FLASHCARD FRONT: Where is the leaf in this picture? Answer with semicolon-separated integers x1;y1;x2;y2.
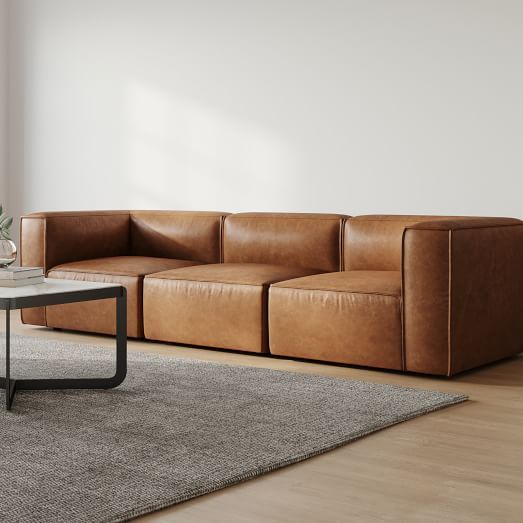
0;216;12;231
0;205;3;216
2;217;13;230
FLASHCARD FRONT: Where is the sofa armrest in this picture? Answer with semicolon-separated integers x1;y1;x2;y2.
20;211;131;273
401;217;523;375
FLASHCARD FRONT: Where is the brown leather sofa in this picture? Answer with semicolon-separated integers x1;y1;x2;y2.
20;211;227;337
20;211;523;376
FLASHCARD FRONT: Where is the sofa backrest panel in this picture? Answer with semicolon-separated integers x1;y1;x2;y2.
223;213;347;272
344;215;467;271
21;211;131;271
130;211;228;263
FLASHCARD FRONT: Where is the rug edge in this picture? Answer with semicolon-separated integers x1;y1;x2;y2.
110;394;468;523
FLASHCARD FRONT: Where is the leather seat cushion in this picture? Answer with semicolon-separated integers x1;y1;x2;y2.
46;256;203;338
273;270;401;295
269;271;403;369
143;263;320;352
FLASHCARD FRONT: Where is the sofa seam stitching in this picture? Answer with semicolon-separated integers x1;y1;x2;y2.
271;286;400;298
220;216;225;263
22;213;130;218
400;228;407;372
351;219;434;223
405;223;523;232
49;269;147;279
226;216;345;221
130;214;228;218
144;277;275;287
340;218;347;271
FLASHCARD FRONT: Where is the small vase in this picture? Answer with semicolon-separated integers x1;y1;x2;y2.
0;239;17;268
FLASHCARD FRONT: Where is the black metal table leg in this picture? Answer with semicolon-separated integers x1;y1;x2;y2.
1;287;127;409
107;289;127;388
5;306;10;410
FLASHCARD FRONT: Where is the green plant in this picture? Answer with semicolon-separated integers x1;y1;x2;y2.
0;205;13;240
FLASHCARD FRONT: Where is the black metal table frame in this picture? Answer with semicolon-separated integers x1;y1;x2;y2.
0;285;127;410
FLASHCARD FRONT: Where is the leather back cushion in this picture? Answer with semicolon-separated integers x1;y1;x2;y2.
344;215;464;270
223;213;347;272
42;212;131;270
130;211;228;263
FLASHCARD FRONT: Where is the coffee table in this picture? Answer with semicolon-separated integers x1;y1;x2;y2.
0;278;127;410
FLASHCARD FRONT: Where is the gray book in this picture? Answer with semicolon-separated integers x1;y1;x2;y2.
0;267;44;280
0;275;45;287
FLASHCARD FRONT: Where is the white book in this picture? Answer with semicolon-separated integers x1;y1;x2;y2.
0;267;44;280
0;275;45;287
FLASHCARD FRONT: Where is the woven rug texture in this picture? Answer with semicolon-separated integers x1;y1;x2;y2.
0;334;467;522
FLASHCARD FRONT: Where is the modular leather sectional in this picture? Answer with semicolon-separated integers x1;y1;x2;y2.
20;211;523;376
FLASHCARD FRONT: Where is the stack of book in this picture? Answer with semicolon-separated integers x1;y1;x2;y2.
0;267;45;287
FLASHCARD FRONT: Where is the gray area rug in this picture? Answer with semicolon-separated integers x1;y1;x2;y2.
0;334;467;522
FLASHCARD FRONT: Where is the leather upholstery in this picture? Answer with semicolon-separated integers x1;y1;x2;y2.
130;211;227;263
49;256;200;277
403;218;523;375
19;210;227;328
269;271;403;369
20;210;523;376
47;257;203;338
143;263;319;352
21;211;131;271
344;215;466;270
273;270;401;295
146;263;318;285
20;211;131;326
224;213;347;272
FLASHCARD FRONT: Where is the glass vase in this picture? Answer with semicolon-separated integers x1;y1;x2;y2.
0;239;17;268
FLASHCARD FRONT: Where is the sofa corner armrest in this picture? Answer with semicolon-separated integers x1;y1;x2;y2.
401;219;523;375
20;211;131;272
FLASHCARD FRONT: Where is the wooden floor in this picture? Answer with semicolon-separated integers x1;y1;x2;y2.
5;313;523;522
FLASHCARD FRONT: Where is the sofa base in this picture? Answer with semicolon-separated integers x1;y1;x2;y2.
18;318;523;377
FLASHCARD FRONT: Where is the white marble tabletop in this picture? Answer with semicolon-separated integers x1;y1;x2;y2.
0;278;121;299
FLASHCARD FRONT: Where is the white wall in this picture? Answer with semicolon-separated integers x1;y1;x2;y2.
7;0;523;239
0;0;7;207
